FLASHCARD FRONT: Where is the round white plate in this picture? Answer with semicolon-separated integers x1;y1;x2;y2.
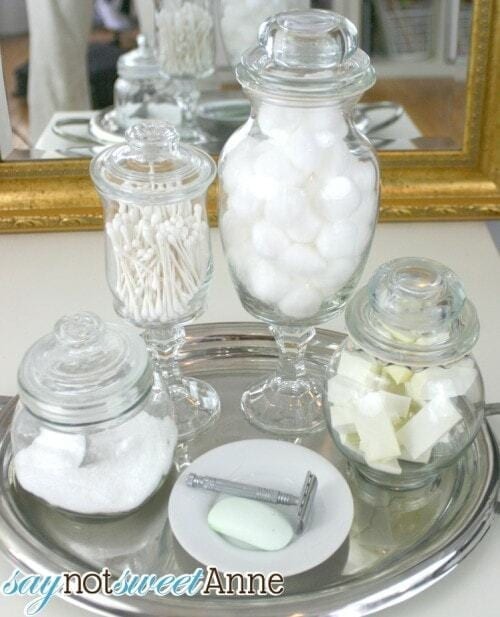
168;439;354;576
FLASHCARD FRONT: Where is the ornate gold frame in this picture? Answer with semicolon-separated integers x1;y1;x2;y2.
0;0;498;232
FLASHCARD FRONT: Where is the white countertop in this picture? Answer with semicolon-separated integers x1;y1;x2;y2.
0;222;499;616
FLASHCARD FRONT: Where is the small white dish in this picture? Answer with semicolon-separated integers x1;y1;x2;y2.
168;439;354;576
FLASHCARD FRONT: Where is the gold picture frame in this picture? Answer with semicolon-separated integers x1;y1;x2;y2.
0;0;498;233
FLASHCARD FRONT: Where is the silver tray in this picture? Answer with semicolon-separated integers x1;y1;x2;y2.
0;322;498;616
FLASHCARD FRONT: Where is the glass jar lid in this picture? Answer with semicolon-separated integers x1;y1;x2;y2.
236;9;375;101
18;312;152;425
345;257;479;366
117;34;162;80
90;120;216;205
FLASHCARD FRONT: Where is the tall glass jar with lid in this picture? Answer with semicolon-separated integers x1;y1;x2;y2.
218;9;379;436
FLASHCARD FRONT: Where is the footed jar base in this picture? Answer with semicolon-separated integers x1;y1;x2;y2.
241;374;325;436
168;376;220;441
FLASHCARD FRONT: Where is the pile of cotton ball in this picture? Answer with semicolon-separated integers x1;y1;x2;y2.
106;201;210;325
220;103;378;320
219;0;310;65
14;413;178;515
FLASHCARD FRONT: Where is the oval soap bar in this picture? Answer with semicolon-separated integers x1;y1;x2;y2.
208;497;294;551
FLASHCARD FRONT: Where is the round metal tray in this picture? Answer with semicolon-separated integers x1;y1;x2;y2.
0;323;497;616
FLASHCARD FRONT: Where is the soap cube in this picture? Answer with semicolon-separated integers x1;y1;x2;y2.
361;390;411;423
407;366;478;401
328;374;367;406
330;403;356;434
399;446;432;464
382;364;413;385
396;395;462;460
354;395;401;463
339;432;362;456
337;350;381;387
368;458;402;475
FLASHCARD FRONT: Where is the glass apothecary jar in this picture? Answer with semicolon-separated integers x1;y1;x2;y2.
326;257;483;489
114;35;174;130
11;312;178;517
218;9;379;436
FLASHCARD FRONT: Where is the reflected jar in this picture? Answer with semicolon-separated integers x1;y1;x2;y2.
218;9;379;436
114;35;174;130
11;312;178;517
326;257;484;489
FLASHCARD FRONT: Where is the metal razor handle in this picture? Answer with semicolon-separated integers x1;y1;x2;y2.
186;473;299;506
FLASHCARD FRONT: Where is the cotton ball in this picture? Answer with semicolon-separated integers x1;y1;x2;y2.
226;241;255;287
279;244;326;276
316;219;359;260
349;158;378;193
221;137;259;193
317;176;361;221
253;140;304;194
286;207;321;243
317;140;353;177
252;220;290;259
258;103;303;138
265;186;305;226
305;107;348;141
220;210;252;248
248;259;292;304
279;285;322;319
312;257;359;297
349;196;378;255
276;126;323;176
226;185;263;220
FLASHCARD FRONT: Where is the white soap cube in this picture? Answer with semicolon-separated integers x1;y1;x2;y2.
382;364;413;385
339;432;363;456
330;404;356;434
360;390;411;423
337;350;381;386
407;366;478;401
328;374;367;406
399;446;432;464
396;395;462;460
354;398;401;463
369;458;402;475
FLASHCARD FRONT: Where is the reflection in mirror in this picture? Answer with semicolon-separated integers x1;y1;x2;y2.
0;0;473;160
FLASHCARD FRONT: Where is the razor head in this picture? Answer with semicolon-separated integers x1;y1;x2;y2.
295;471;318;534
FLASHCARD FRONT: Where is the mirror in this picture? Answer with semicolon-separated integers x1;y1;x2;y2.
0;0;473;160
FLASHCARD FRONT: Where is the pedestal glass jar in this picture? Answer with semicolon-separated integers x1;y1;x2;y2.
114;34;174;130
155;0;216;144
326;257;484;489
218;10;379;436
90;120;219;441
11;312;178;517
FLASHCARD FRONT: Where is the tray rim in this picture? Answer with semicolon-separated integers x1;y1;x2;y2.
0;322;498;617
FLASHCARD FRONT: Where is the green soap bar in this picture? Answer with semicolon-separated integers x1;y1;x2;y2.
208;497;294;551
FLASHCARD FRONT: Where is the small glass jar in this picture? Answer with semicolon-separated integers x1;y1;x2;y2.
218;9;379;436
326;257;483;489
114;34;174;130
11;312;178;517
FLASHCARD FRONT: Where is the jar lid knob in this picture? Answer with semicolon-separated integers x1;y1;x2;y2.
54;312;104;350
125;120;180;164
259;10;358;69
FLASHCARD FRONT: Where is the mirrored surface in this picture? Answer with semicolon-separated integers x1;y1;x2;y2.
0;0;473;159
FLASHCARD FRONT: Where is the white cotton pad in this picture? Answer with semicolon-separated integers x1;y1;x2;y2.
208;497;294;551
396;395;462;461
316;220;359;260
265;186;305;227
252;220;290;259
279;244;326;276
286;207;322;244
317;176;361;221
278;285;322;319
353;399;401;463
248;259;292;304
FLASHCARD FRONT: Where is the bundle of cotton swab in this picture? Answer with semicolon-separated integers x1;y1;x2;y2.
157;0;215;77
106;200;210;324
220;0;310;65
220;102;378;321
